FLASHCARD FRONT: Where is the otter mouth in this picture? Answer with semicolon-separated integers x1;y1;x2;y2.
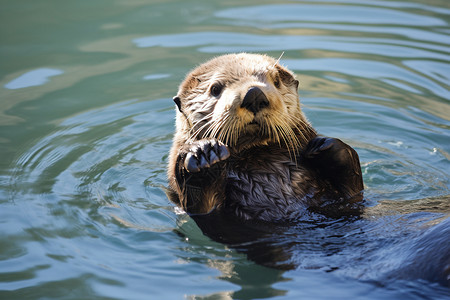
246;119;263;132
242;119;269;141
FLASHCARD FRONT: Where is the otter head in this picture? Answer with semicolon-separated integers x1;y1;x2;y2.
173;53;314;153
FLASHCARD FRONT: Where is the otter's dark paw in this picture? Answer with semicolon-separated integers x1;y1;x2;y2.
303;137;352;167
183;139;230;173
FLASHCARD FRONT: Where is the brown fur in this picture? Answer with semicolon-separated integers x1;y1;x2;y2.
167;53;363;220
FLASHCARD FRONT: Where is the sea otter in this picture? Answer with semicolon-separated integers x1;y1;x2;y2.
167;53;364;222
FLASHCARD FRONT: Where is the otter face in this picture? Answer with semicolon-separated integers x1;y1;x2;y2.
173;53;312;152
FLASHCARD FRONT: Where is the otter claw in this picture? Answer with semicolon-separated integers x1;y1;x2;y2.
185;152;200;172
208;150;220;165
183;140;230;173
218;144;230;160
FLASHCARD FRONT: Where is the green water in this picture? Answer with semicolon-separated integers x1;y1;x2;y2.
1;0;449;299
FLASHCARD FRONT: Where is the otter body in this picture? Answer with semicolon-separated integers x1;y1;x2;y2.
165;54;450;287
168;53;363;222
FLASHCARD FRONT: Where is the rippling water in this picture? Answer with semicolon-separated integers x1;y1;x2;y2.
1;0;449;299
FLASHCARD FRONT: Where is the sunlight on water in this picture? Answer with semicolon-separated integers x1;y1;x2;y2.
0;0;449;299
4;68;64;90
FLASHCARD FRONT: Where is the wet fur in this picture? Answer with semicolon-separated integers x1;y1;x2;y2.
166;54;450;288
167;53;364;221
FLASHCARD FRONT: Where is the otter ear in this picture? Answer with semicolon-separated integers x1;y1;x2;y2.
173;96;182;112
276;65;298;89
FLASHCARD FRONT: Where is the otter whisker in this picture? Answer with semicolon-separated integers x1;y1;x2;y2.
214;121;228;142
288;115;314;146
222;117;234;146
203;118;218;138
234;118;242;146
272;122;282;146
278;128;298;162
223;116;239;147
200;111;228;140
210;112;230;141
274;51;285;67
229;114;240;146
212;114;227;143
190;119;215;141
189;111;216;138
192;119;212;137
269;114;301;160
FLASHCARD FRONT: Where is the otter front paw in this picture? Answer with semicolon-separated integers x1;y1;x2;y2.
183;139;230;173
303;137;352;168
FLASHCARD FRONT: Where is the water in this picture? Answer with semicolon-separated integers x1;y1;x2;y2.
1;0;449;299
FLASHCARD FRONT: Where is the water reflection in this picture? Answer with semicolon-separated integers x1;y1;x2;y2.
178;210;450;298
1;0;449;298
4;68;64;90
132;28;449;120
133;32;449;61
216;4;447;26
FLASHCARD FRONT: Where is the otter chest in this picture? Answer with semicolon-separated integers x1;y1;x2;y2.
223;152;318;221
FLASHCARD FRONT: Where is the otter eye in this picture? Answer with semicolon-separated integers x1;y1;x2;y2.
210;83;224;97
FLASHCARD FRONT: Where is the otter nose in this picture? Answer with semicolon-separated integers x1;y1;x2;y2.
241;87;269;114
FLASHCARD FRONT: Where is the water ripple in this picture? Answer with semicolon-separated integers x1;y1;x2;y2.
2;0;450;298
216;4;447;26
10;99;176;233
134;32;450;60
4;68;64;90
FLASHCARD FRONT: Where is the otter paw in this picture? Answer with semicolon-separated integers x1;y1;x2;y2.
303;137;350;167
184;139;230;173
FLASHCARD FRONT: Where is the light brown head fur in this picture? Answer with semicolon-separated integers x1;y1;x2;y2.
173;53;316;154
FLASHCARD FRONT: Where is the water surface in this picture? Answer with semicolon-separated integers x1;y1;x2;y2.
1;0;449;299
